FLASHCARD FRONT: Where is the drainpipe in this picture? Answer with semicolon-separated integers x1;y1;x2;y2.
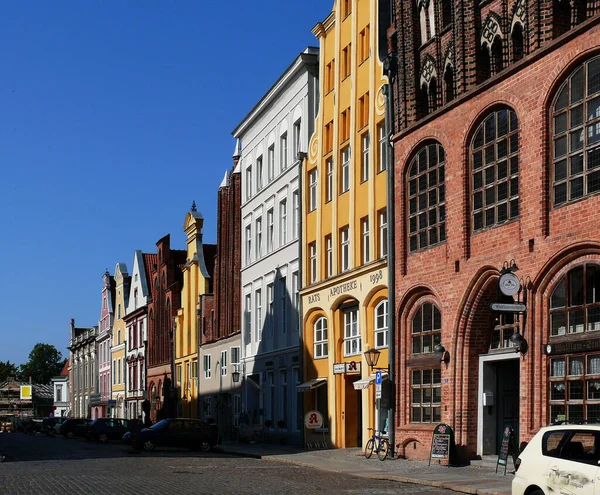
297;151;307;447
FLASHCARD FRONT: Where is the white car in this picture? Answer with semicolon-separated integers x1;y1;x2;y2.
513;424;600;495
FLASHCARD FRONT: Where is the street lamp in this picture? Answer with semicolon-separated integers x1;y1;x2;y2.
231;370;241;383
364;348;388;372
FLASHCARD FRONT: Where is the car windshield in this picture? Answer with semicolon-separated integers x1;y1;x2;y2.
150;419;169;429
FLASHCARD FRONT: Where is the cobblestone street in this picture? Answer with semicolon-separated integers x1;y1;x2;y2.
0;433;455;495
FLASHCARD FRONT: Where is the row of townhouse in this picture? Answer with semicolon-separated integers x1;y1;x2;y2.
66;0;600;461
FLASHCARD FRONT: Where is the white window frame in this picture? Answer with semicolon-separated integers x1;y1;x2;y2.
246;165;252;199
280;133;288;170
379;209;388;258
362;217;370;264
221;350;228;376
293;119;301;160
309;170;318;212
203;354;212;379
268;145;275;181
326;235;333;277
375;300;389;348
292;190;299;239
245;225;252;265
279;199;287;246
343;307;361;356
341;227;350;272
314;317;328;358
280;276;287;334
326;158;333;202
255;217;262;260
245;294;252;344
256;155;263;191
267;209;274;253
310;243;317;283
230;347;241;368
362;132;370;182
267;283;274;338
341;147;351;193
292;271;299;333
379;123;387;172
255;289;262;342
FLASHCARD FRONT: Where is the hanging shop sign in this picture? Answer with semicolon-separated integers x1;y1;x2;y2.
498;272;521;296
489;302;527;312
304;410;323;429
333;361;361;374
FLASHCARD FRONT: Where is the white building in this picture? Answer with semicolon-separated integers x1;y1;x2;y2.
233;47;319;443
52;360;70;418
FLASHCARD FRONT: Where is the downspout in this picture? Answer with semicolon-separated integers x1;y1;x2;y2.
297;151;307;447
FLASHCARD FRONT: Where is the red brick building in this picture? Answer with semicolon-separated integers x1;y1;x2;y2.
146;234;186;421
388;1;600;460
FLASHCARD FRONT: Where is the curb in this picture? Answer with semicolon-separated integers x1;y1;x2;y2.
221;448;511;495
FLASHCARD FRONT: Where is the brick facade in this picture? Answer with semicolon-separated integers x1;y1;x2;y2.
389;2;600;460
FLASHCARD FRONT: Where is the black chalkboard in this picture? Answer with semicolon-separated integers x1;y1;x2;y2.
496;426;515;474
429;423;455;466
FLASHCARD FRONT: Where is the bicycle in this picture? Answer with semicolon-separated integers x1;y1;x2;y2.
364;428;389;460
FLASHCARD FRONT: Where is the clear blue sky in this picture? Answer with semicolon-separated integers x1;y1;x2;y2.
0;1;330;367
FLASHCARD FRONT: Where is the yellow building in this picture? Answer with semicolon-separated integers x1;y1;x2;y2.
174;202;216;418
300;0;389;449
111;263;130;418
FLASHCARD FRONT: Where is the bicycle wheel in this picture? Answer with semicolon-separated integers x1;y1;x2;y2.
377;438;389;461
364;438;375;459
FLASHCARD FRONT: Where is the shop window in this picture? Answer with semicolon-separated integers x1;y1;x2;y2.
549;354;600;423
471;107;519;232
343;305;361;356
408;142;446;252
552;55;600;207
314;317;328;359
550;264;600;336
375;300;388;348
412;302;442;354
411;368;442;423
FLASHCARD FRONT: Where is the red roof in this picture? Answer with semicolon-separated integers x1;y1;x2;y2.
60;360;70;376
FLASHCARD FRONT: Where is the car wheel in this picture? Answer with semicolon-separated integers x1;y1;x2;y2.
67;431;74;439
98;433;108;443
199;439;211;453
143;440;155;452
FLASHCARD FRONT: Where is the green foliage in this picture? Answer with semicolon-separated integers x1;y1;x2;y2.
0;361;19;382
18;343;66;385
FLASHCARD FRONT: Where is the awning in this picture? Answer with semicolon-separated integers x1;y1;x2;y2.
353;373;388;390
297;378;327;392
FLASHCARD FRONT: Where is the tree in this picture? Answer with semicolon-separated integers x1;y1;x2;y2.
18;344;66;385
0;361;19;383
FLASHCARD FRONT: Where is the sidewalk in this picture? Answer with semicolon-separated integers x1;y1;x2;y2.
219;441;514;495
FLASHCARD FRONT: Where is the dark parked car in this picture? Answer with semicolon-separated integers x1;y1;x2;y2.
60;418;91;439
127;418;219;452
87;418;133;443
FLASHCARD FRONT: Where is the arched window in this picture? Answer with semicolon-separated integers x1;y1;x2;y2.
440;0;452;28
549;263;600;423
511;23;524;63
491;37;504;75
408;143;446;252
375;300;388;348
314;317;328;358
410;301;442;423
443;65;455;104
553;0;572;39
471;108;519;231
429;77;438;113
551;55;600;206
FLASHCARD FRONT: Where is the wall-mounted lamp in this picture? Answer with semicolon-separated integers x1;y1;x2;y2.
231;371;241;383
364;348;388;372
434;343;450;364
510;331;528;354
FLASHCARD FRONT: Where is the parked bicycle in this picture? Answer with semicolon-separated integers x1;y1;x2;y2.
364;428;389;460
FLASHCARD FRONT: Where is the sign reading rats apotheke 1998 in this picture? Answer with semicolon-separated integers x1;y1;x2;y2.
545;338;600;355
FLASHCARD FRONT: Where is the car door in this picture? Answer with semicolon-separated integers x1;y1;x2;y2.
167;420;187;448
546;430;600;495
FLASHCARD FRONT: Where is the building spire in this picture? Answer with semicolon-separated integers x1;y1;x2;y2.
191;200;197;212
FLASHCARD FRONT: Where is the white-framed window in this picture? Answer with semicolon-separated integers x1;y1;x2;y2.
326;157;333;202
314;317;328;358
221;350;227;376
268;145;275;181
379;123;387;172
176;364;182;385
343;306;361;356
203;354;212;379
362;132;370;182
292;271;299;333
280;132;288;170
362;217;370;264
267;283;274;338
279;199;287;246
341;146;351;193
309;169;318;212
230;347;240;367
245;225;252;265
293;119;302;160
244;294;252;344
280;276;287;334
379;209;388;258
255;289;262;342
255;217;262;260
267;209;274;253
326;235;333;277
341;226;350;272
292;190;299;239
375;299;389;348
246;165;252;199
256;155;263;191
310;242;317;283
191;361;198;379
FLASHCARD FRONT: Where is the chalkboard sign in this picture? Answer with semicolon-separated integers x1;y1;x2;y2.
428;423;455;466
496;426;516;475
